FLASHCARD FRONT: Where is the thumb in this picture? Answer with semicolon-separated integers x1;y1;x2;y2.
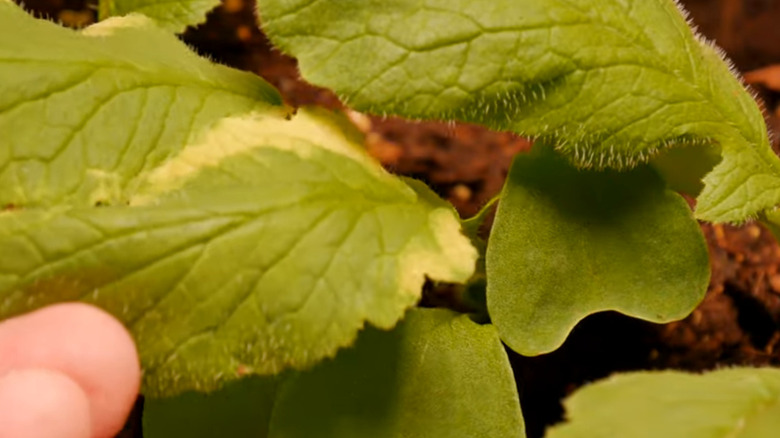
0;368;91;438
0;303;141;438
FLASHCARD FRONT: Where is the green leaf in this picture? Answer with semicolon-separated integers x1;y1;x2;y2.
0;4;477;396
269;308;524;438
98;0;222;33
142;309;523;438
547;368;780;438
0;108;477;396
0;1;282;208
256;0;780;223
143;376;279;438
486;146;709;355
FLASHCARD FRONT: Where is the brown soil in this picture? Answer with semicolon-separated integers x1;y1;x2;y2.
16;1;780;437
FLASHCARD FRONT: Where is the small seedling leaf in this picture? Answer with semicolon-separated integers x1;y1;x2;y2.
269;308;524;438
487;146;709;355
547;368;780;438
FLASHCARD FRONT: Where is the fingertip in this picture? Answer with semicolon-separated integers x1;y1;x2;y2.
0;368;91;438
0;303;141;438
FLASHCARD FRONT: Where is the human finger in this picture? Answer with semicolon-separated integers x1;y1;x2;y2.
0;368;91;438
0;303;141;438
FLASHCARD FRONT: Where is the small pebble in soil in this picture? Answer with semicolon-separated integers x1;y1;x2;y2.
747;224;762;240
346;110;373;133
770;274;780;293
365;132;403;166
451;184;473;202
58;9;92;27
224;0;243;13
236;25;253;41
